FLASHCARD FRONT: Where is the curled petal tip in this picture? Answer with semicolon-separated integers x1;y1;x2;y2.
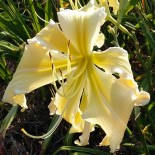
74;121;91;146
135;91;150;106
48;99;57;115
99;135;110;146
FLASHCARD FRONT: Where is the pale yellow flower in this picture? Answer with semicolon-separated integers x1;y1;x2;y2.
2;0;150;153
99;0;119;14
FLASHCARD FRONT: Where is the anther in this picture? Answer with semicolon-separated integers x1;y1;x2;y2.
69;54;72;62
49;52;52;60
59;68;63;78
52;63;54;70
68;40;70;47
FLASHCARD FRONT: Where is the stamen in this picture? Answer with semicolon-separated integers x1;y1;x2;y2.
21;114;62;139
59;68;63;78
21;92;76;139
50;88;56;98
49;55;68;98
67;40;71;75
35;10;49;24
52;66;65;97
68;40;70;47
68;59;88;80
49;52;64;87
54;68;64;86
21;115;62;139
69;55;72;62
49;52;52;60
49;47;86;99
66;80;83;98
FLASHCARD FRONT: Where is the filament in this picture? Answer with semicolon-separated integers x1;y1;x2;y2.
35;10;49;24
67;59;88;80
21;114;62;139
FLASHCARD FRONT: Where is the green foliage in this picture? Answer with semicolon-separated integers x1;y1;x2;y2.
52;146;111;155
0;0;155;154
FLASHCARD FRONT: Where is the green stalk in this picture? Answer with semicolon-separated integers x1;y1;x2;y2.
39;115;62;155
147;145;155;151
107;15;131;36
131;32;152;90
134;107;150;155
52;146;111;155
0;105;18;137
132;32;155;137
144;105;155;136
45;0;52;26
21;115;62;139
27;0;40;32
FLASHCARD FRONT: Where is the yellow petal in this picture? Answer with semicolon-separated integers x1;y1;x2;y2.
135;91;150;106
82;64;137;152
118;77;150;106
58;7;106;55
99;0;119;14
92;47;133;78
74;121;91;146
69;110;85;133
81;0;106;25
109;0;119;14
2;43;78;108
49;66;87;132
94;33;105;48
29;20;78;55
80;0;99;12
100;135;110;146
3;92;27;109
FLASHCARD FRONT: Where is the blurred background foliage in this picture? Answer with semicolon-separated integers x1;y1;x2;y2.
0;0;155;154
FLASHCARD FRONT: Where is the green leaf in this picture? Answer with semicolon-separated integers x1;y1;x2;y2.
45;0;52;26
27;0;41;32
53;146;111;155
0;40;19;51
0;0;31;41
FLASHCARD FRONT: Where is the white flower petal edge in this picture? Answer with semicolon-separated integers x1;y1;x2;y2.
74;121;92;146
92;47;133;78
94;33;105;48
82;64;150;152
28;20;78;55
2;43;72;108
58;6;106;55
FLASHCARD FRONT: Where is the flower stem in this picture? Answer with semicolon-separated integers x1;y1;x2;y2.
107;15;131;36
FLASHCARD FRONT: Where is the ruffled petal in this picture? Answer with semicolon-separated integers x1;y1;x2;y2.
74;121;91;146
118;77;150;106
58;6;106;55
92;47;133;78
2;43;78;108
82;64;138;152
94;33;105;48
29;20;78;55
80;0;99;12
135;91;150;106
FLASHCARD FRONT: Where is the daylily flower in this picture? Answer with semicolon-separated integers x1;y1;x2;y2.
2;0;150;153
